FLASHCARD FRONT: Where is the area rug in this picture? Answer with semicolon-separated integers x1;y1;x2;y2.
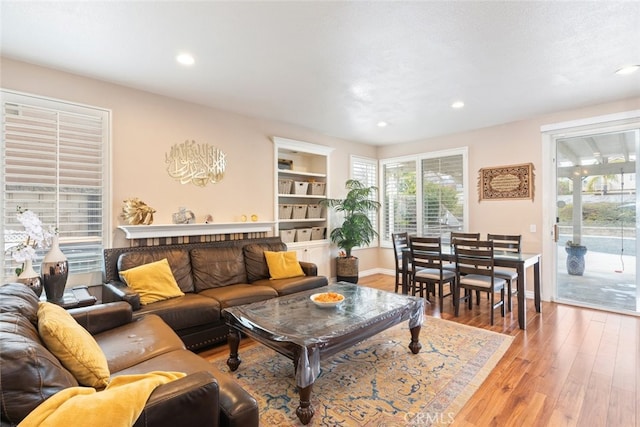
210;317;513;426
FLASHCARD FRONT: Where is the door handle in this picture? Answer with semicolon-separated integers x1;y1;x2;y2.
553;224;559;242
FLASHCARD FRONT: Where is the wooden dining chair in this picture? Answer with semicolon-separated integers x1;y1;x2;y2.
443;232;480;273
453;239;506;325
409;236;455;306
392;232;412;293
487;233;521;312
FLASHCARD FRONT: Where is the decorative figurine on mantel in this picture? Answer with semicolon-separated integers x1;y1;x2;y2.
172;207;196;224
121;198;155;225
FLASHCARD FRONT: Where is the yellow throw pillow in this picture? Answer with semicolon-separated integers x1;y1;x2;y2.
37;302;110;389
264;251;305;280
119;258;185;305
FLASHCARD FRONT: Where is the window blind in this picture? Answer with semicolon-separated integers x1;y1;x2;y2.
2;91;109;281
381;149;466;246
351;155;379;245
382;159;417;242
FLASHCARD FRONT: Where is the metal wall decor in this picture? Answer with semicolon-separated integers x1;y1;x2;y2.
166;140;227;186
478;162;535;201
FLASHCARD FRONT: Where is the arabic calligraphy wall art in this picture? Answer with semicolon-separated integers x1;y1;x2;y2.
165;140;227;186
478;162;534;201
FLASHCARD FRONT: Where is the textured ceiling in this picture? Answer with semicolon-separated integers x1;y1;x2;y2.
1;1;639;145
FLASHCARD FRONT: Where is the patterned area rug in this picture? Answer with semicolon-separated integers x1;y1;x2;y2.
210;317;513;426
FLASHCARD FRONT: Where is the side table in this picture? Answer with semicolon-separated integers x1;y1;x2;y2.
48;286;98;309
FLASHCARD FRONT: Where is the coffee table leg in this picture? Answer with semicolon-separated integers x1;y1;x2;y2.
296;383;314;425
226;328;241;371
408;325;422;354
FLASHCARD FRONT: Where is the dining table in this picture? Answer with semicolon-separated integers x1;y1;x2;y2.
402;244;541;330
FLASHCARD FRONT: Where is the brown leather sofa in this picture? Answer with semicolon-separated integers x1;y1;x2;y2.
103;237;328;351
0;283;258;427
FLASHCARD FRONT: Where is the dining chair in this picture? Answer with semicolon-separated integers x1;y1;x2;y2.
392;232;412;293
443;232;481;273
409;236;455;306
453;239;506;325
487;233;522;312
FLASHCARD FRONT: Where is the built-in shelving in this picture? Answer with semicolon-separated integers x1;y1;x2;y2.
273;137;334;276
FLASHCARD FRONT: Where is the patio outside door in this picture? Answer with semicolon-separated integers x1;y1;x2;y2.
555;128;639;314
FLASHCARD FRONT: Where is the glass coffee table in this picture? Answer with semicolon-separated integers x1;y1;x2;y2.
222;282;424;425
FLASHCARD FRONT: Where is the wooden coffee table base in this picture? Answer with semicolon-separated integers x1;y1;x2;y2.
226;325;421;425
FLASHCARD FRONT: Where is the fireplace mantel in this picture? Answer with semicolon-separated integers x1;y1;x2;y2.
118;222;275;240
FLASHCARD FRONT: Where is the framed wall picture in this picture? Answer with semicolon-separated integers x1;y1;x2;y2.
478;162;534;201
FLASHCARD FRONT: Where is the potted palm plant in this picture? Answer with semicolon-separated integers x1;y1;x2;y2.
320;179;381;283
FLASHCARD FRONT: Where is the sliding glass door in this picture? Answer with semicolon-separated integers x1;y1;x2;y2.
555;128;639;313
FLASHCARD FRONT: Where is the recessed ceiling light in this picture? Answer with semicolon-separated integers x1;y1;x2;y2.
451;101;465;109
176;53;195;66
615;65;640;75
377;121;388;127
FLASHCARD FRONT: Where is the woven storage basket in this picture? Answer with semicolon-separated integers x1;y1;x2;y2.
293;181;310;195
279;204;293;219
280;229;296;243
278;178;293;194
311;226;325;240
306;204;322;218
292;204;308;219
308;182;326;195
295;228;312;242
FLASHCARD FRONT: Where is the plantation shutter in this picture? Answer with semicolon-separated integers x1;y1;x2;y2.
421;154;465;239
2;91;109;280
351;155;379;245
382;159;417;242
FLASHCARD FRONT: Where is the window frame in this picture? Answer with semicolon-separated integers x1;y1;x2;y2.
380;147;468;248
1;89;111;286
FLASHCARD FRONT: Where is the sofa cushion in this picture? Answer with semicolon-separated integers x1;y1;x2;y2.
118;249;194;293
264;250;305;279
133;293;221;332
0;284;78;425
0;282;40;324
243;242;287;283
38;302;111;389
253;275;329;296
199;284;278;308
120;258;185;305
191;247;248;291
93;314;186;374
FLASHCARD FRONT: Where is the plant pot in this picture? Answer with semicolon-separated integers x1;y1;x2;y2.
336;256;359;283
41;235;68;303
565;245;587;276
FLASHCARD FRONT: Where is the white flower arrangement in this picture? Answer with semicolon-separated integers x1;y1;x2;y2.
8;207;55;275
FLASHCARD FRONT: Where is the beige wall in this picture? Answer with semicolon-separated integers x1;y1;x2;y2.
3;57;639;281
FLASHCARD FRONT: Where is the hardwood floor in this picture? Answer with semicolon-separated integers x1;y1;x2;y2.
360;274;639;427
200;274;639;426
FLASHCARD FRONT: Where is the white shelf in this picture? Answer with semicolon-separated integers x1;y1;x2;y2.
278;194;326;199
118;222;275;239
279;218;326;223
278;170;327;178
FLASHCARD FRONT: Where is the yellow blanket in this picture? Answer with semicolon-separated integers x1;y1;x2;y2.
19;371;186;427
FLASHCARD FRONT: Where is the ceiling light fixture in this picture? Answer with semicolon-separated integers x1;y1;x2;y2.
176;53;195;66
451;101;465;109
377;121;388;127
615;65;640;75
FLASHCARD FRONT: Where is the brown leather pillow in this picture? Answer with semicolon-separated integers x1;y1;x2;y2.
243;242;287;283
118;249;194;293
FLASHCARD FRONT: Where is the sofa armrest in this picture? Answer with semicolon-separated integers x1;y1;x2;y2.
69;302;133;335
133;371;220;427
103;280;141;311
299;261;317;276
